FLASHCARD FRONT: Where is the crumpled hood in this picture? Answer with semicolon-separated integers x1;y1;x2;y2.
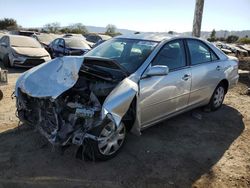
15;56;84;99
12;47;49;57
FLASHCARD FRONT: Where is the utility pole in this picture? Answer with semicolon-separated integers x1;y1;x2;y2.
192;0;205;37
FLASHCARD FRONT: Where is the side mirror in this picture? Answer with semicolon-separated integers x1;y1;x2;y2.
144;65;169;77
0;42;7;47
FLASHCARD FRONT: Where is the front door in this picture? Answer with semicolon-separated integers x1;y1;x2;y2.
139;40;191;127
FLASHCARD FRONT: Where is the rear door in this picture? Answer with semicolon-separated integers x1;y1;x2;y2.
139;39;192;127
186;39;223;106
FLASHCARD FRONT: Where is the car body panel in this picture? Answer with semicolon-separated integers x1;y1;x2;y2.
139;67;192;126
49;38;90;58
15;56;83;98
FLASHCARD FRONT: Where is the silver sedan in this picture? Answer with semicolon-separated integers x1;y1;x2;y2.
15;33;239;160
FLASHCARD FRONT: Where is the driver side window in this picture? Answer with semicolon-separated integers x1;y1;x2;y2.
151;40;186;70
58;39;64;48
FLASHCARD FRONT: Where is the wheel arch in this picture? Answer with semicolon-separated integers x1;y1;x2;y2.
218;79;229;93
122;96;137;131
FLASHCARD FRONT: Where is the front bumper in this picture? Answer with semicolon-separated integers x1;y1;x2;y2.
10;54;51;68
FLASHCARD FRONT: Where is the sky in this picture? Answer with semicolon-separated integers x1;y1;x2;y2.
0;0;249;32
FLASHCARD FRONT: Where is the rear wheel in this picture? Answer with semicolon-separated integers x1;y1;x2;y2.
3;54;11;68
84;120;126;161
207;84;226;111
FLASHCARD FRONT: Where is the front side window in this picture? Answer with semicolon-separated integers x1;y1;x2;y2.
85;38;158;73
187;39;218;65
58;39;64;48
151;40;186;70
53;39;59;47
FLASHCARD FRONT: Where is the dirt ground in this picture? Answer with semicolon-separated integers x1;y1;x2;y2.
0;60;249;188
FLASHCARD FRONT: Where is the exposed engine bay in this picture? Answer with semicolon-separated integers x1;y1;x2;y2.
16;57;130;146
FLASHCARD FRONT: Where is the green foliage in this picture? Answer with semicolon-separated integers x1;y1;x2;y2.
43;22;61;33
168;31;174;35
65;23;88;34
237;37;250;44
0;18;18;30
105;24;121;37
208;29;217;42
226;35;239;43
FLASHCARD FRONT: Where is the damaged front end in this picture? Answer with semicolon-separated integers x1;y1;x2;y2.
15;56;138;148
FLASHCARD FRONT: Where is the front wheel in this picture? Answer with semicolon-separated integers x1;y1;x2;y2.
207;84;226;111
84;121;126;161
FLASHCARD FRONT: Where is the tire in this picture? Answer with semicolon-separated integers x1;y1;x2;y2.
3;54;11;68
207;84;226;111
0;90;3;101
83;120;126;161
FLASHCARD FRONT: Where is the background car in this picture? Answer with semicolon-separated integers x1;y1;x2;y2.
32;33;60;51
0;35;51;68
48;37;91;58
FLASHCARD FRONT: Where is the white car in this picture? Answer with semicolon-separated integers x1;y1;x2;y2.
0;35;51;68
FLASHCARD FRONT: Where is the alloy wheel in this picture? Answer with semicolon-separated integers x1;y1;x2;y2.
98;122;126;156
213;86;225;108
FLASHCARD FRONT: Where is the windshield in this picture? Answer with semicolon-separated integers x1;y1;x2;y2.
85;38;158;73
36;34;57;44
65;38;90;49
10;36;42;48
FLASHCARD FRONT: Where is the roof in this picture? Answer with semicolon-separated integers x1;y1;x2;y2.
115;33;179;42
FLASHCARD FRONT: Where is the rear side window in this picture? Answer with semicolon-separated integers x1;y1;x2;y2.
187;39;218;65
152;40;186;70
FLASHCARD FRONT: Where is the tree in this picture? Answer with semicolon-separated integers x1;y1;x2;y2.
238;37;250;44
0;18;18;30
105;24;117;36
210;29;216;38
43;22;61;33
207;29;217;42
69;23;88;34
168;31;174;35
226;35;239;43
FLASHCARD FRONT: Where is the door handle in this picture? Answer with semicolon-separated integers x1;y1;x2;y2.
216;66;222;71
182;74;191;81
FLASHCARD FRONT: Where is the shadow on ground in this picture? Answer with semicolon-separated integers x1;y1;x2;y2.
0;105;244;188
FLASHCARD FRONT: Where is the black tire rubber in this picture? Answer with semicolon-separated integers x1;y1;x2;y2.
0;90;3;101
206;84;226;111
3;54;11;68
83;119;126;161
